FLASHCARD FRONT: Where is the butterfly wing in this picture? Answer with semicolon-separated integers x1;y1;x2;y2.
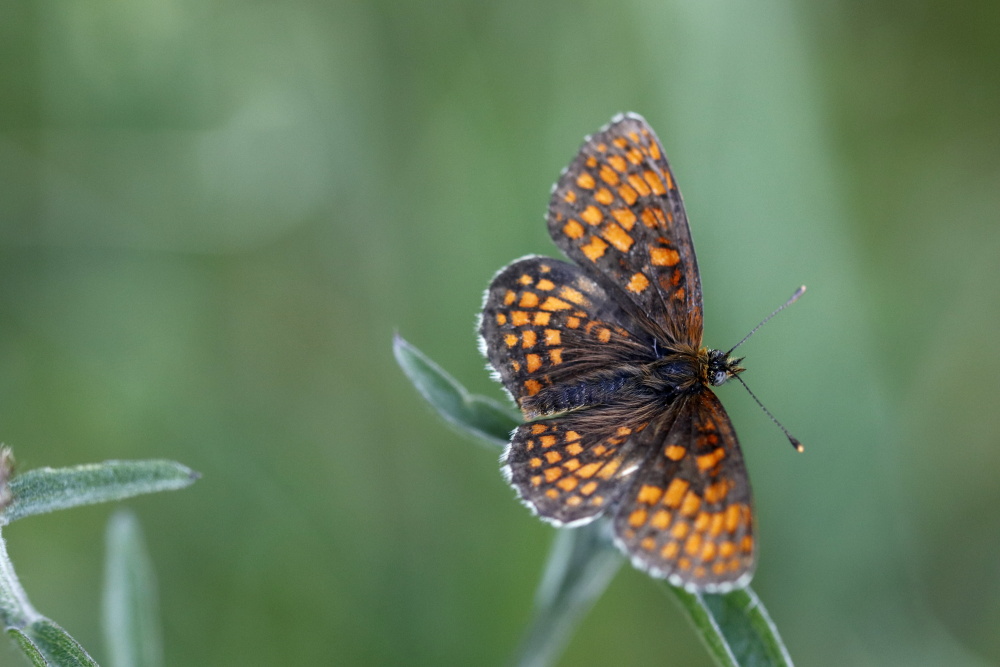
613;388;755;592
479;255;652;417
503;400;666;526
547;113;703;348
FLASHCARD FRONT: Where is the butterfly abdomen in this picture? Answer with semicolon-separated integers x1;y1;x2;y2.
521;366;645;416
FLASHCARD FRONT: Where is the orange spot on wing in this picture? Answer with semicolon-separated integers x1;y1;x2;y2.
557;477;578;491
518;274;534;286
661;541;679;559
671;521;690;539
608;154;627;172
650;509;672;529
637;484;664;505
577;462;602;478
644;170;666;195
544;450;562;464
628;173;651;196
558;286;587;305
563;189;577;204
611;207;636;229
519;292;539;308
595;187;614;205
581;205;603;226
648;141;661;160
576;172;595;189
704;480;732;504
664;444;686;461
650;247;680;267
540;296;572;311
580;481;598;495
503;290;516;305
601;222;634;252
596;458;620;479
510;311;530;326
525;354;542;373
544;467;562;482
521;329;537;348
618;184;638;205
724;505;743;533
524;379;542;396
504;333;517;347
562;219;585;239
495;313;507;325
680;491;701;517
581;236;609;262
532;312;551;326
599;164;620;185
627;272;649;293
549;348;563;364
544;329;561;346
696;447;725;471
684;533;703;556
663;478;690;508
628;509;648;528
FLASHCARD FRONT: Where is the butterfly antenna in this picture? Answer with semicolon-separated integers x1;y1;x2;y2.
726;286;806;357
734;375;804;452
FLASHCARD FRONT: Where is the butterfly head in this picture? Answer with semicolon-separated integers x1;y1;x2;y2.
706;348;744;387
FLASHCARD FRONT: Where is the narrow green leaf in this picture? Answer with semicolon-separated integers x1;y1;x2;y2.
1;460;199;525
22;619;98;667
393;334;518;447
8;628;49;666
103;511;162;667
669;585;792;667
510;521;621;667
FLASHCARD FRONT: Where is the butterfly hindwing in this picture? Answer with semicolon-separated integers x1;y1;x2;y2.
503;401;661;526
613;389;755;592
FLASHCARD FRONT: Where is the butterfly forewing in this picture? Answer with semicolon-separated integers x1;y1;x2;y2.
613;389;754;592
547;113;703;347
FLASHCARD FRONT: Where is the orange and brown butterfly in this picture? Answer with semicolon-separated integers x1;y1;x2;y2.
479;112;765;593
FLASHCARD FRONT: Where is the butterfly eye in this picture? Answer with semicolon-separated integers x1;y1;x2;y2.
712;370;728;386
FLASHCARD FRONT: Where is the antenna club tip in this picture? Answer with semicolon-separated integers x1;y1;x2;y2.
790;437;804;453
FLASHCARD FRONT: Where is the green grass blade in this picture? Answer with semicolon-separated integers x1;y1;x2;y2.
510;521;621;667
393;334;518;447
103;510;162;667
1;460;199;525
670;585;793;667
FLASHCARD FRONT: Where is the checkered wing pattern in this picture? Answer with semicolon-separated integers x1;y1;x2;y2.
547;113;703;347
480;256;651;417
503;402;658;526
613;389;755;592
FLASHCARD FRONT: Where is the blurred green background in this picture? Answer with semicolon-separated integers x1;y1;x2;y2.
1;1;998;665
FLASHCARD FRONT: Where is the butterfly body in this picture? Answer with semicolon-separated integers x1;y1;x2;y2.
480;113;758;592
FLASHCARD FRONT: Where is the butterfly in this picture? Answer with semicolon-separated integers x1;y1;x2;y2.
479;112;778;592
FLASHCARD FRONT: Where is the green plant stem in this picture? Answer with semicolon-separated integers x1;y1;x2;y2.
0;528;39;631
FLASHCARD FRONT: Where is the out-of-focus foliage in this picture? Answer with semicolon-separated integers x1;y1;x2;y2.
1;1;998;665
